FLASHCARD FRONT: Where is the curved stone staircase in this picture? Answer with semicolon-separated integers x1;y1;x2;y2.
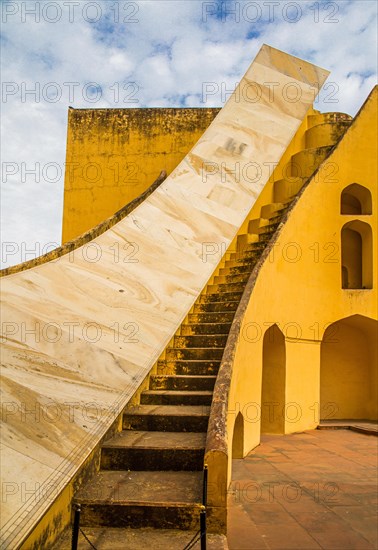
55;112;352;549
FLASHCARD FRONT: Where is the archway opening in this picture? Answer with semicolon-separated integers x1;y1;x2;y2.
320;315;377;420
341;183;372;214
232;412;244;459
341;220;373;289
261;324;286;434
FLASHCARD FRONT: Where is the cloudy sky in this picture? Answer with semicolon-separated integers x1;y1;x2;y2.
1;0;377;267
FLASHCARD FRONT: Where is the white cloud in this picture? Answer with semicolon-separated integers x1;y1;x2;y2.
1;0;377;267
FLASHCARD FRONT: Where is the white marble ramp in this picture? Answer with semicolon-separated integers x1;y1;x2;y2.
0;45;328;548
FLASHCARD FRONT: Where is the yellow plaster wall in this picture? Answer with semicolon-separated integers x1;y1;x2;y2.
228;87;377;455
62;108;219;242
320;319;372;419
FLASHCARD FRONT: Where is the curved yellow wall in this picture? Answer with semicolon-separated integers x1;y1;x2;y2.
228;87;377;455
62;108;219;242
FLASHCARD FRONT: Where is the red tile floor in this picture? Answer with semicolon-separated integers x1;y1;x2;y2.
227;429;378;549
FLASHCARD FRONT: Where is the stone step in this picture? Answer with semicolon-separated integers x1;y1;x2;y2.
230;243;266;261
213;273;250;284
199;290;243;303
123;405;210;432
56;527;229;549
229;245;263;257
219;264;253;276
207;282;246;295
74;470;203;529
260;202;287;219
101;431;206;471
230;256;258;266
273;177;305;203
224;256;255;269
174;334;228;349
249;220;280;235
290;145;333;178
157;359;220;375
268;213;285;224
180;322;231;335
236;232;259;248
165;347;223;361
150;375;216;391
258;231;275;242
246;217;263;233
141;390;213;406
188;312;235;324
193;301;239;313
241;241;268;252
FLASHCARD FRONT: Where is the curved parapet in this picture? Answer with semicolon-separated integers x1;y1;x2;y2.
205;86;377;517
1;171;167;277
0;44;329;548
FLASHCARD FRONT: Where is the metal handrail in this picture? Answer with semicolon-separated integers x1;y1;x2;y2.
71;505;80;550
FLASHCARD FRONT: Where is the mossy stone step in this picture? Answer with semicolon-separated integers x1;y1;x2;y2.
180;322;231;335
74;470;203;529
207;282;246;294
123;405;210;432
219;264;253;276
149;375;216;391
101;431;206;471
165;347;223;360
193;301;239;313
188;312;235;324
56;527;229;549
157;359;220;375
174;334;228;349
214;272;250;284
199;290;243;303
141;389;213;406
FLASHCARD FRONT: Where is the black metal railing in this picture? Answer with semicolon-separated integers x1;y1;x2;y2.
183;464;208;550
71;505;80;550
201;464;208;550
71;504;97;550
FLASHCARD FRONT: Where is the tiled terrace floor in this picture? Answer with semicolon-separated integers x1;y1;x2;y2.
228;429;378;549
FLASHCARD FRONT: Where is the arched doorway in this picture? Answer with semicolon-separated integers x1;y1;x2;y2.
320;315;377;420
261;324;286;434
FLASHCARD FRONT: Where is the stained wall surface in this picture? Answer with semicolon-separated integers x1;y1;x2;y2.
62;108;220;242
0;45;328;548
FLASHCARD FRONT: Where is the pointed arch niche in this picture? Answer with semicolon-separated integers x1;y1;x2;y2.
341;183;372;215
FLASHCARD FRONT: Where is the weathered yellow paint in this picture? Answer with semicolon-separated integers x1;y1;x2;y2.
19;483;72;550
62;108;219;242
17;415;123;550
